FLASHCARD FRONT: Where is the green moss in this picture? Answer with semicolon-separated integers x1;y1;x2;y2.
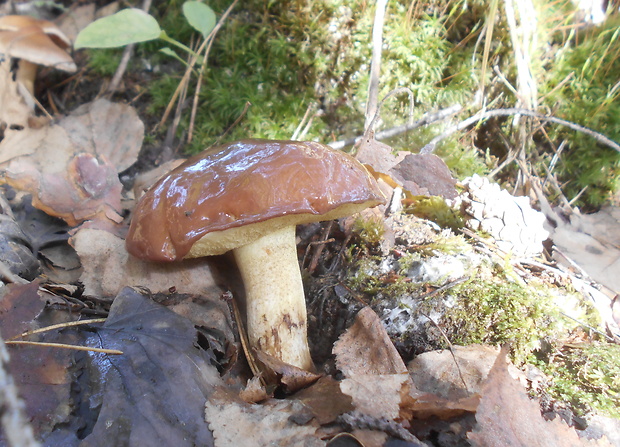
138;0;487;156
540;17;620;207
86;48;124;77
404;195;464;231
351;215;386;246
346;254;421;299
533;343;620;418
437;274;561;362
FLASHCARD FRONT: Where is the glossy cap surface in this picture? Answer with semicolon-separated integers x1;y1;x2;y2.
126;139;385;261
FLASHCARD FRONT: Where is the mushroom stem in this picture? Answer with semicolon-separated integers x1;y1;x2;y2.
16;60;37;97
233;225;313;371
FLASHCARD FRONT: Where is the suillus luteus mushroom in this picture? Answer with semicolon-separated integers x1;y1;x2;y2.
126;139;385;371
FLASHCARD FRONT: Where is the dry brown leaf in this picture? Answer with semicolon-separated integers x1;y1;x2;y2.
355;136;407;174
0;99;143;226
407;344;522;400
294;376;354;425
239;376;269;403
0;283;77;436
468;347;613;447
205;388;325;447
70;228;222;297
390;153;458;200
58;98;143;172
0;63;33;129
333;306;408;376
341;374;411;420
57;3;96;42
551;206;620;296
254;350;322;393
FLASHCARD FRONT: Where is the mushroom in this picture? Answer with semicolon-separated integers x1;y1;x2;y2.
125;139;385;370
0;15;76;99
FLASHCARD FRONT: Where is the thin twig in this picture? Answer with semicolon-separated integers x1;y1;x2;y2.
222;291;265;385
188;0;240;142
420;107;620;154
292;103;316;140
214;101;251;146
328;104;462;150
5;340;122;355
364;87;414;139
365;0;389;129
107;0;153;93
8;319;107;341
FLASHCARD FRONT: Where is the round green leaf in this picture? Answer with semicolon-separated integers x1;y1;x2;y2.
75;8;162;49
182;1;216;38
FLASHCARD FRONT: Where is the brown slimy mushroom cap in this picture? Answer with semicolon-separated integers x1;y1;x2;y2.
126;139;385;261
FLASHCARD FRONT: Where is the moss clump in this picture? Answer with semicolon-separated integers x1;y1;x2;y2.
533;343;620;418
404;195;464;231
540;18;620;207
86;48;124;77
351;215;386;246
437;274;561;362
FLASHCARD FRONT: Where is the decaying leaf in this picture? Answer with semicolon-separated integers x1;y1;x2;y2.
205;388;325;447
468;347;613;447
340;374;411;421
293;376;354;425
0;283;77;437
70;228;222;297
390;153;458;200
549;206;620;296
254;350;322;393
333;307;416;423
57;3;97;42
407;344;518;400
354;136;458;200
0;192;40;281
333;306;408;377
76;287;220;447
0;61;34;130
58;99;143;173
355;136;407;175
0;99;143;227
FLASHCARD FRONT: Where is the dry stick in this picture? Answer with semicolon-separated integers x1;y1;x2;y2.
297;110;321;141
420;107;620;154
291;103;316;140
187;0;240;143
157;36;211;132
221;291;264;384
364;87;414;139
5;341;122;355
416;278;469;391
8;318;107;341
0;334;40;447
214;101;251;147
329;104;461;150
305;221;334;274
478;0;499;103
164;68;191;149
505;0;539;195
107;0;153;93
365;0;389;130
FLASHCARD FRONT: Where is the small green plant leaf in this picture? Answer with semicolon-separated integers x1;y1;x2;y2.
75;8;162;49
182;1;216;38
159;47;200;68
159;47;179;58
